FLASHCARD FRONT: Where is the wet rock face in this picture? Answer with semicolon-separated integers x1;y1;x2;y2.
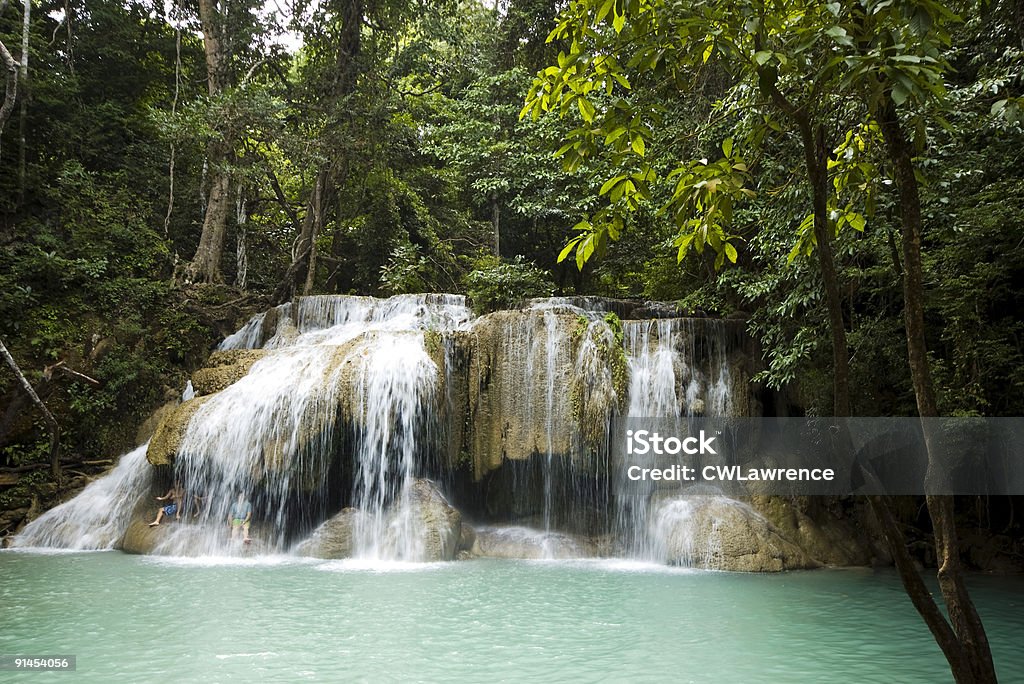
146;397;210;466
649;495;820;572
190;350;267;396
748;495;879;568
396;479;462;562
465;310;579;478
469;526;601;559
294;508;364;559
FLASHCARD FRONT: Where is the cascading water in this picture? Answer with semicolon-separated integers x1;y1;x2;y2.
350;333;438;560
11;445;151;550
12;294;755;566
153;294;469;557
618;318;742;563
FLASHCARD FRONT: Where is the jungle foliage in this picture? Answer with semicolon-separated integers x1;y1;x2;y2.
0;0;1021;464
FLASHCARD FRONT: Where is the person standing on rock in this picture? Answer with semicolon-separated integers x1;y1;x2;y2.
228;491;252;543
148;482;183;526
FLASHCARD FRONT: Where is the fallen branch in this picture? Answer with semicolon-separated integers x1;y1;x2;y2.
0;339;60;478
0;458;112;474
43;360;100;386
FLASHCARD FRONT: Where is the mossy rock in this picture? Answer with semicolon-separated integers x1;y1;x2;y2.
135;400;178;446
190;349;267;395
748;495;877;567
651;494;821;572
146;396;211;466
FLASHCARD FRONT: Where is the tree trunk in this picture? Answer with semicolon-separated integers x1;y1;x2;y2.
0;36;16;146
0;339;60;478
275;171;327;303
878;95;997;684
302;177;324;296
756;60;850;417
492;194;501;257
184;0;233;284
757;58;992;684
798;119;851;417
16;0;28;202
323;0;363;293
163;27;181;238
235;188;248;290
186;166;232;283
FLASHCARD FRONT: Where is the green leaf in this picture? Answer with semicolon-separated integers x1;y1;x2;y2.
675;233;695;262
847;213;866;232
600;175;625;196
825;26;853;47
558;237;581;263
631;134;646;156
577;97;596;122
754;51;772;66
722;137;733;157
605;127;628;145
613;11;626;34
724;242;738;263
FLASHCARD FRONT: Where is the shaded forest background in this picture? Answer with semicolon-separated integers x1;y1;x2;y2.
0;0;1022;526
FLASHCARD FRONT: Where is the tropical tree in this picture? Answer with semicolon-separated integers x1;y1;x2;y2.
523;1;997;680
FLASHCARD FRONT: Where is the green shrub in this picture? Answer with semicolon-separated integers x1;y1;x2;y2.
463;255;555;314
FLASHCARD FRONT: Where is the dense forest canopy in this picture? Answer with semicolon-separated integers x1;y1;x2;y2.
0;3;1022;679
0;0;1021;457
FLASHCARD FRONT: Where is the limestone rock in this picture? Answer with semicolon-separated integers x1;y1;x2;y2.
135;400;178;446
458;522;476;552
394;479;462;561
120;516;163;554
650;495;819;572
465;310;579;478
145;396;210;466
190;349;266;396
748;495;875;567
470;526;599;559
294;508;365;559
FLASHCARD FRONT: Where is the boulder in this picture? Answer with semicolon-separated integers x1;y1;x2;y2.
294;508;365;559
392;479;462;561
145;396;210;466
294;481;462;562
470;526;599;559
121;517;164;555
190;349;267;396
649;495;819;572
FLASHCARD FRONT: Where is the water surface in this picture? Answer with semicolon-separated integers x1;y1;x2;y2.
1;552;1022;682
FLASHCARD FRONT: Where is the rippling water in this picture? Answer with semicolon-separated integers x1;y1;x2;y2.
1;552;1022;682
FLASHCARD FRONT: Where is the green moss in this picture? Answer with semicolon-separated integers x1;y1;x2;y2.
570;314;589;345
423;329;443;361
602;313;629;403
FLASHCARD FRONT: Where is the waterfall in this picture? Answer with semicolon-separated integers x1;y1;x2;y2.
155;294;469;557
11;445;151;550
15;294;755;565
350;333;438;560
618;318;742;563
